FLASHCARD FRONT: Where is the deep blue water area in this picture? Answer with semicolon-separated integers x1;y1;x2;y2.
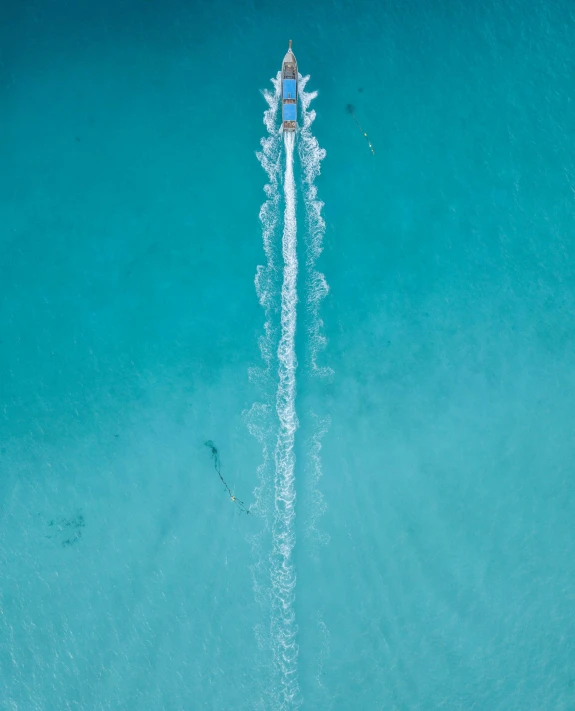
2;0;575;709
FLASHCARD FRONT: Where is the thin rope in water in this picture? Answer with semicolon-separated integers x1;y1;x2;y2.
205;440;250;514
347;104;375;155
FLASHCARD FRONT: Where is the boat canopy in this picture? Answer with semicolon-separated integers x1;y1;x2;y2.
283;103;297;121
283;79;297;100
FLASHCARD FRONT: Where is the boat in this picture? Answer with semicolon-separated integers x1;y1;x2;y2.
281;40;298;132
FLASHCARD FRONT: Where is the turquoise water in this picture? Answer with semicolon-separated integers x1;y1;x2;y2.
2;0;575;708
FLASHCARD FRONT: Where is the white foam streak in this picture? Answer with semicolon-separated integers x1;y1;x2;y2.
269;129;301;710
254;72;282;379
246;75;283;705
298;79;331;559
304;414;331;549
251;73;329;710
298;79;332;378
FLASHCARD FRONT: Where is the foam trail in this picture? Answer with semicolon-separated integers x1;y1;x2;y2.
303;413;330;550
270;129;300;710
250;72;282;527
253;72;283;382
298;77;331;378
298;77;331;555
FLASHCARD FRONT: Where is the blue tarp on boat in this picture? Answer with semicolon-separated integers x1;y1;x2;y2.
283;103;297;121
283;79;297;100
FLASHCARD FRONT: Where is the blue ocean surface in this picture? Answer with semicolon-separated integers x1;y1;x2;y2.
1;0;575;709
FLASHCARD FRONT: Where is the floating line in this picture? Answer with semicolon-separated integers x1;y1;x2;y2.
205;441;250;514
347;103;375;155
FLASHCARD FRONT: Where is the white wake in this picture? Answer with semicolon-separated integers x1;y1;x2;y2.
270;129;300;710
298;77;331;554
254;72;283;382
250;72;329;711
248;76;301;711
298;76;331;379
245;73;283;703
